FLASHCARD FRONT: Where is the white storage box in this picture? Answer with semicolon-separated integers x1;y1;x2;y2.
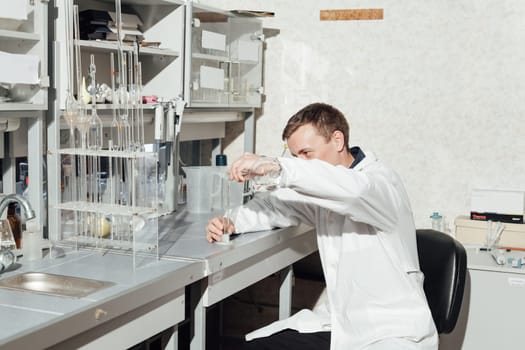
455;215;525;248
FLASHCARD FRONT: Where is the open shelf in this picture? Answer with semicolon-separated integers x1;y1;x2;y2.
79;39;180;57
59;147;157;159
55;201;157;217
0;29;40;41
192;52;229;62
0;102;46;111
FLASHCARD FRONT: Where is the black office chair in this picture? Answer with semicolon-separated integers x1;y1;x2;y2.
416;229;467;334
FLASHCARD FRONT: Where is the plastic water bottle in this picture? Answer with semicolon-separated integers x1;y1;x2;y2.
430;212;443;232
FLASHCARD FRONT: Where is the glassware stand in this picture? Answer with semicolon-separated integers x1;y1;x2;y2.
55;148;159;268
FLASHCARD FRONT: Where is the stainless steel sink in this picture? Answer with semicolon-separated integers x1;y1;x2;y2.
0;272;115;298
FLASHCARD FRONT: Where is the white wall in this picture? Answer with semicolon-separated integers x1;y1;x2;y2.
201;0;525;230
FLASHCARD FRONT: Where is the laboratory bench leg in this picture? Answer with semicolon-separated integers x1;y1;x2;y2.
189;266;296;350
279;265;293;319
190;279;208;350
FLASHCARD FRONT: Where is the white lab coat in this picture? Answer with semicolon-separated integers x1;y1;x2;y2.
233;151;438;350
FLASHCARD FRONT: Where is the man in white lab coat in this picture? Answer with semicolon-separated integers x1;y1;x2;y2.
206;103;438;350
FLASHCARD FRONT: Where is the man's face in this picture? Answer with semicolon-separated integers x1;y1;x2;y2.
286;124;341;165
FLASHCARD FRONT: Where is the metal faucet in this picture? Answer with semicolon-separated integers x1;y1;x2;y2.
0;194;36;220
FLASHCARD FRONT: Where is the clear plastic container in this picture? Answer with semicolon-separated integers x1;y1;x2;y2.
182;166;222;213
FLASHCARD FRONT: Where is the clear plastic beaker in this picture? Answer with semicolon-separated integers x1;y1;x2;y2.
182;166;222;213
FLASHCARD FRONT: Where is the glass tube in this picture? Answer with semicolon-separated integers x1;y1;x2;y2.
73;5;89;150
127;51;136;149
63;0;78;202
88;54;103;150
109;52;120;151
137;62;145;150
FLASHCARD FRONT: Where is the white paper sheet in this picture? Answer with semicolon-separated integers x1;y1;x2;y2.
0;51;40;84
202;30;226;52
200;65;224;90
0;0;28;20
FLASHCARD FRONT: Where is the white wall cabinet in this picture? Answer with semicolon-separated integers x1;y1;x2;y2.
184;1;264;108
0;0;49;111
40;0;264;234
0;0;47;228
47;0;186;237
54;0;185;116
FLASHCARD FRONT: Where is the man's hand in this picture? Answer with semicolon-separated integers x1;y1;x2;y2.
229;153;281;182
206;216;235;243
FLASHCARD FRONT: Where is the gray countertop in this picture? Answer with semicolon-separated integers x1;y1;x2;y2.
158;211;315;274
0;248;204;349
0;210;316;349
466;246;525;274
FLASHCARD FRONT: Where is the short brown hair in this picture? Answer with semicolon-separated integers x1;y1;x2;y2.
282;103;350;149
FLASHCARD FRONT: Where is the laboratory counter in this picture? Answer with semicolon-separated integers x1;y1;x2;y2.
440;246;525;350
0;248;204;349
0;211;317;349
158;210;317;350
159;210;316;277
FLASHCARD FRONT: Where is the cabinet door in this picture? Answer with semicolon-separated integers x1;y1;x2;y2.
228;17;263;108
185;4;264;108
187;7;230;107
0;0;48;111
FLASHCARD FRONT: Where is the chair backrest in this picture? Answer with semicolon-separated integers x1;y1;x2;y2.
416;229;467;334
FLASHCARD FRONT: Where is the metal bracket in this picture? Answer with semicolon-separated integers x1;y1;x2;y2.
174;98;187;136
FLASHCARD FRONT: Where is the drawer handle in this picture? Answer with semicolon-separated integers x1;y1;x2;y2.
94;308;108;320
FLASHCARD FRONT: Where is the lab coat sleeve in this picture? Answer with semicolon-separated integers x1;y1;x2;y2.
278;157;401;232
233;188;317;233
